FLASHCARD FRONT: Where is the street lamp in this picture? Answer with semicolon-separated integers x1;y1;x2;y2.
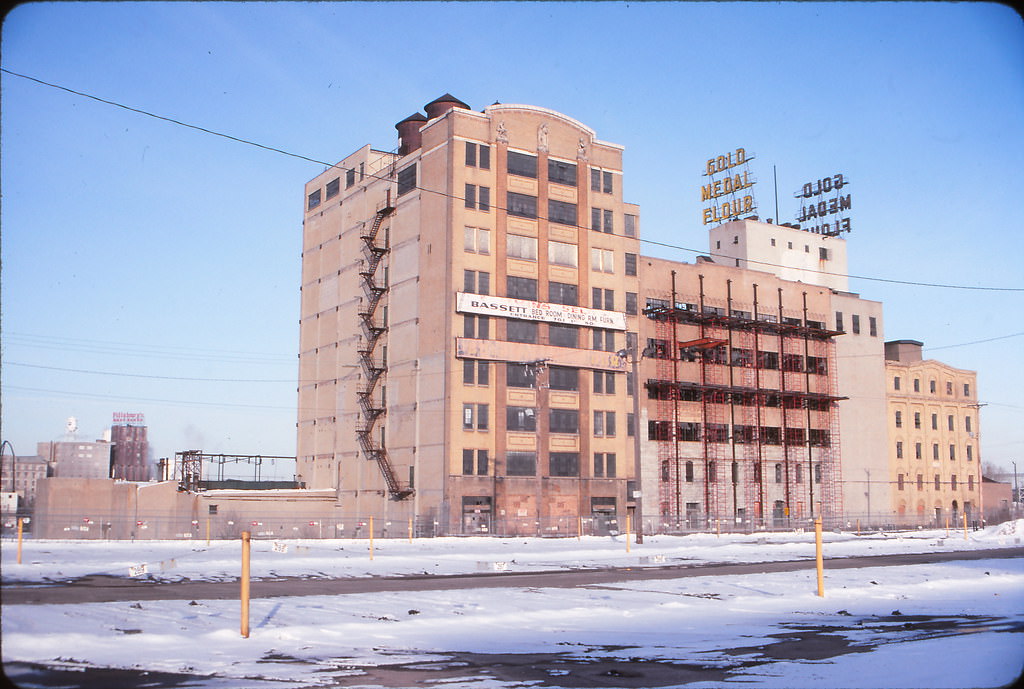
618;344;649;544
1;440;15;494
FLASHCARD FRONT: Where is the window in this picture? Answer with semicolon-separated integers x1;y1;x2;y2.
898;474;905;491
594;453;616;478
346;168;356;188
948;415;955;431
507;234;538;261
933;444;940;460
760;426;782;445
949;445;956;461
947;381;954;395
968;475;975;491
548;282;578;306
548;158;577;186
325;177;340;200
462;404;489;431
965;416;972;433
782;354;804;373
731;347;755;368
757;351;779;370
915;442;922;460
895;411;903;428
548;200;578;226
593;371;616;394
465;184;491;211
550;452;579;477
592;248;614;273
819;247;829;261
548;241;578;267
463;360;489;385
465;142;490;169
951;474;958;490
549;323;578;347
548;366;579;391
627;412;634;437
506;276;537;300
593;329;616;352
851;314;861;334
734;425;756;444
397;165;416;196
594;411;616;437
914;378;921;392
930;379;937;394
603;209;614;234
507;192;537;218
464;227;491;254
869;316;878;337
775;464;783;484
591;168;613;193
464;270;491;295
591;207;601;231
624;214;637;237
810;429;831;447
506;451;536;476
896;441;904;459
795;464;804;483
836;312;845;332
507;151;538;178
964;383;971;397
785;428;806;445
625;292;638;315
506;406;537;432
592;287;615;311
507;320;538;343
708;461;718;483
506;363;537;388
624;253;637;276
914;412;922;429
931;413;938;430
462;449;488;476
307;189;322;210
935;474;941;490
893;375;900;391
917;474;924;490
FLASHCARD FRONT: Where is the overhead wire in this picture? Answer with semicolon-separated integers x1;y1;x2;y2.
4;67;1022;293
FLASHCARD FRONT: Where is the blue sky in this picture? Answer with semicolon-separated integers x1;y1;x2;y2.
2;2;1022;478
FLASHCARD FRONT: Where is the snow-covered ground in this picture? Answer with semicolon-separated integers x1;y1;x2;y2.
3;522;1023;688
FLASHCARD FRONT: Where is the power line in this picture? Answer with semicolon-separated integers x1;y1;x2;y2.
6;68;1023;294
6;362;294;383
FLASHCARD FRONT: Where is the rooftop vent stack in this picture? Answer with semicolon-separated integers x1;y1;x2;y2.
395;112;427;156
424;93;471;120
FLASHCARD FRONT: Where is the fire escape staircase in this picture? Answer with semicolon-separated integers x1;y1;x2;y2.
354;193;412;500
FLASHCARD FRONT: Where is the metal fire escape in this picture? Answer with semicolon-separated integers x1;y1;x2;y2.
356;190;412;500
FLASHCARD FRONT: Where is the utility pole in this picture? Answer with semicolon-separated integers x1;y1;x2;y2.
620;344;645;544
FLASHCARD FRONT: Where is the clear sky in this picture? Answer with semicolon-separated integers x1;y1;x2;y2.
2;2;1022;478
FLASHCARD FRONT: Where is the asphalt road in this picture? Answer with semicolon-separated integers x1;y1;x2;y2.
4;546;1022;605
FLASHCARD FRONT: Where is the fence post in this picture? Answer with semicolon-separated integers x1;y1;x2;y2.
626;513;631;553
369;516;374;561
17;517;24;564
409;517;413;543
577;515;582;541
241;531;251;638
206;518;211;545
815;516;824;597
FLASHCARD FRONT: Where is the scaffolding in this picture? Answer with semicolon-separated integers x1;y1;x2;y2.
355;189;412;500
644;279;844;531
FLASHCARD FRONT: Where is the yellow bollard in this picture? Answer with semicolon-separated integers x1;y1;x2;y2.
625;513;631;553
815;517;824;597
369;517;374;561
963;512;968;541
240;531;251;638
408;517;413;543
945;517;949;537
17;517;24;565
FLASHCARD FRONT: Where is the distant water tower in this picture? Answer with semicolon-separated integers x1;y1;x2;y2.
64;416;79;440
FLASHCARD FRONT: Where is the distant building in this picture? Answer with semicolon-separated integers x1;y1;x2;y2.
885;340;982;526
1;453;50;508
38;440;112;480
981;476;1013;524
110;419;151;481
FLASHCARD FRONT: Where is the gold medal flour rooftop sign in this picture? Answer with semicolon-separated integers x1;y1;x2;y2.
701;147;757;225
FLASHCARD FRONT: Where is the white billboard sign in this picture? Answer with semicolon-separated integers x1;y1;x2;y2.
456;293;627;330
